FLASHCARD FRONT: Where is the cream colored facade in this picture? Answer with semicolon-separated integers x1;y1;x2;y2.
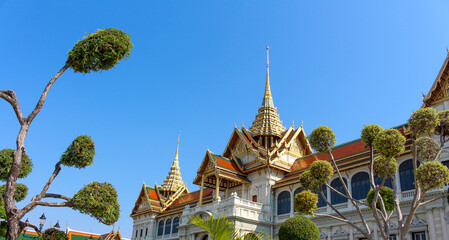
130;50;449;240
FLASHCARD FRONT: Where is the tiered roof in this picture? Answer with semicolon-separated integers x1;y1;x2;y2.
161;133;188;194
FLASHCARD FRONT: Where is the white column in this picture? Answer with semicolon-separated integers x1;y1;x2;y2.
290;190;294;217
373;222;378;240
440;207;449;240
327;227;332;240
427;208;437;240
349;226;353;240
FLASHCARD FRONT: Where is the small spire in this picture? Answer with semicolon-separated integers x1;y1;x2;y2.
262;45;274;107
174;131;180;164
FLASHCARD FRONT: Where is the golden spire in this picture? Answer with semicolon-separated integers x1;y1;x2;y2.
249;46;286;138
262;45;274;107
161;132;187;194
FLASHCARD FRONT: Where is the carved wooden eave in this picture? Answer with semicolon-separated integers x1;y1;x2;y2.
160;185;188;212
422;54;449;107
222;126;260;159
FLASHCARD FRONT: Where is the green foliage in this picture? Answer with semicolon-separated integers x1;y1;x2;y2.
0;221;6;238
294;190;318;215
298;171;320;191
373;156;397;178
414;137;440;162
361;124;384;148
309;160;333;185
415;161;449;191
374;129;406;158
408;108;439;136
0;148;33;181
278;216;319;240
67;28;133;73
366;187;395;212
71;182;120;225
40;228;68;240
0;184;28;202
435;110;449;136
308;126;336;153
190;214;272;240
0;200;4;220
60;135;95;169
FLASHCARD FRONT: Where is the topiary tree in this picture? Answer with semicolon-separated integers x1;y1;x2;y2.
294;108;449;240
40;228;68;240
0;28;132;240
278;216;319;240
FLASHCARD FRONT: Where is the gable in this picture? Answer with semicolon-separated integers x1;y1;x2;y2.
423;54;449;107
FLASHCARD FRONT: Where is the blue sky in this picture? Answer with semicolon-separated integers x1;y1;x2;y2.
1;1;449;238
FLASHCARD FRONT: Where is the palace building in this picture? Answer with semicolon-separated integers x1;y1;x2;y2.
130;48;449;240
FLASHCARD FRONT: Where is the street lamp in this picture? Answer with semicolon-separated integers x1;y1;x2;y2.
54;221;60;229
39;213;46;232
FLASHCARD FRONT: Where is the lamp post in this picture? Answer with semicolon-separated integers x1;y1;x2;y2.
39;213;46;232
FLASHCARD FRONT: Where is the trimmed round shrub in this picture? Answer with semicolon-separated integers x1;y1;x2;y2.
71;182;120;225
374;129;405;158
298;171;320;191
278;216;319;240
308;126;336;153
415;161;449;191
67;28;133;73
408;108;439;136
435;110;449;136
0;183;28;202
41;228;68;240
60;135;95;169
373;156;397;177
415;137;440;162
294;190;318;215
309;160;333;185
361;124;384;148
366;187;395;212
0;148;33;181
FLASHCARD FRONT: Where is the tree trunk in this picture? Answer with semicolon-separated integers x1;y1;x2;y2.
6;216;19;240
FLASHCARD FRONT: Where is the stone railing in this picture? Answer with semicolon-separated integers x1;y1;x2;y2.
401;190;415;199
180;192;270;226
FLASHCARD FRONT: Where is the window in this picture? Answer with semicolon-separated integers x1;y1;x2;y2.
252;195;257;202
331;178;348;205
277;191;291;215
135;230;138;238
293;187;302;211
172;217;179;234
157;220;164;236
442;160;449;169
145;228;148;236
412;231;426;240
165;219;172;235
317;185;327;208
201;235;209;240
400;159;415;191
389;235;397;240
140;229;142;237
375;175;393;189
351;172;370;200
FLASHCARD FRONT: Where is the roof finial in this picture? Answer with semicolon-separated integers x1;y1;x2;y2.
262;45;274;107
174;131;180;163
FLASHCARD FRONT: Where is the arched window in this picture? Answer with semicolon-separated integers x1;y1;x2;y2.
172;217;179;234
351;172;370;200
165;219;172;235
399;159;415;191
293;187;302;212
331;178;348;205
317;185;327;208
375;176;393;189
201;235;209;240
277;191;291;215
157;220;164;236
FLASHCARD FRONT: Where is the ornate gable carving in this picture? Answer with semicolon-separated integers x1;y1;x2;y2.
410;215;427;227
333;227;348;236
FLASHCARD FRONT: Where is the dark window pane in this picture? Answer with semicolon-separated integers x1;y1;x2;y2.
165;219;172;235
157;221;164;236
400;159;415;191
375;176;393;189
172;217;179;234
293;187;302;211
316;185;327;208
331;178;348;204
351;172;370;200
277;191;291;215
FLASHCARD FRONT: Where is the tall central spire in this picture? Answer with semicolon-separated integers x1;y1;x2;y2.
161;132;186;194
249;46;286;139
262;46;274;108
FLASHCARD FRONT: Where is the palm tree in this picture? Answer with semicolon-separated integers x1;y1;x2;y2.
190;214;272;240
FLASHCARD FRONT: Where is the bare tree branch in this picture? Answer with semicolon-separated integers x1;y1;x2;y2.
419;192;449;207
0;90;24;124
18;221;40;235
43;193;71;201
26;65;68;124
35;201;72;207
324;182;370;207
